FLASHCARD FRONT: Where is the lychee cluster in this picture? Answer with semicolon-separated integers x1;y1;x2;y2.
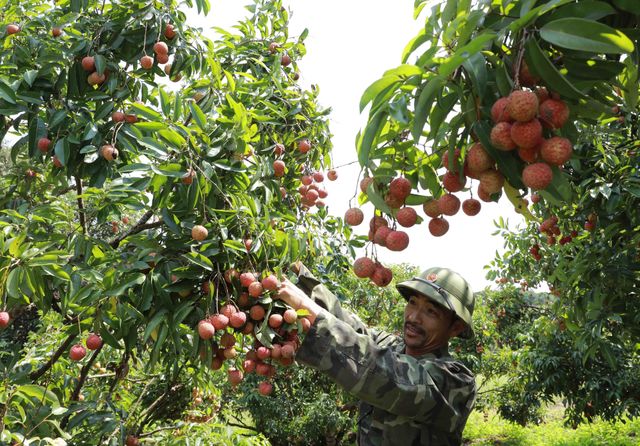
489;87;573;191
196;270;311;395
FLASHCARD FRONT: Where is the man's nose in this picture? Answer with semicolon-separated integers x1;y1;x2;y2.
405;306;420;322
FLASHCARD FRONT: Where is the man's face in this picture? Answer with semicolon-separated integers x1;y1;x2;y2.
403;294;459;356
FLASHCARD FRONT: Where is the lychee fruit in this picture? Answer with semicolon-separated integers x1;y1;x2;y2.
441;171;466;193
344;208;364;226
0;311;10;329
229;311;247;329
519;60;540;87
298;139;311;153
369;215;388;232
360;176;373;193
491;97;511;123
384;193;404;209
534;87;550;104
268;313;283;328
248;281;264;298
465;143;494;174
353;257;376;278
191;225;208;241
283;308;297;324
37;137;51;153
540;137;572;166
198;320;216;340
261;274;279;291
327;169;338;181
510;119;542;149
249;305;265;321
86;333;103;350
370;264;393;287
258;381;273;396
522;162;553;190
373;226;393;246
478;169;504;194
100;144;119;161
239;271;256;287
518;145;540;163
210;313;229;330
228;368;244;386
539;99;569;129
438;194;461;216
385;230;409;252
507;90;538;122
388;177;412;201
273;160;286;177
462;198;481;216
477;184;496;202
422;199;441;218
396;207;417;228
428;217;449;237
69;344;87;361
441;148;462;172
490;122;516;151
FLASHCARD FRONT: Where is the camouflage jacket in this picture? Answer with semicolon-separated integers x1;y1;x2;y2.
295;267;476;446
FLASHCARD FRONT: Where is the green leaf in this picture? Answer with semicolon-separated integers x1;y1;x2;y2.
538;1;616;24
524;38;588;100
104;273;146;296
182;252;214;271
611;0;638;14
438;32;496;77
357;109;387;167
359;75;401;113
0;80;17;104
540;18;634;54
412;76;445;141
41;264;71;281
189;102;207;130
23;70;38;87
159;87;171;117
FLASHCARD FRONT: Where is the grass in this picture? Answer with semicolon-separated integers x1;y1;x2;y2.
463;407;640;446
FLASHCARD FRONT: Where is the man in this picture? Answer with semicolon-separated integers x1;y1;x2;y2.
277;264;477;446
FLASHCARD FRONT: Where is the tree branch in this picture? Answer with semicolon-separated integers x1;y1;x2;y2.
29;333;77;381
109;210;162;248
75;176;88;235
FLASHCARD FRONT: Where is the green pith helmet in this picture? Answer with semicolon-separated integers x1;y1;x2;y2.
397;267;475;339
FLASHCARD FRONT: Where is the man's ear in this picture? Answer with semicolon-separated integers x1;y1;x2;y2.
449;318;466;339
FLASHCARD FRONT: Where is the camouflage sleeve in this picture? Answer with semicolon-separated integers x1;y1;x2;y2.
295;264;371;335
296;310;475;429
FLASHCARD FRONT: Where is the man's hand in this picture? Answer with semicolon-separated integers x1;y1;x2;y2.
277;278;323;324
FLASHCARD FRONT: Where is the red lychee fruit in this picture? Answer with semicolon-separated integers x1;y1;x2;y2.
140;55;154;70
462;198;481;216
534;87;550;104
522;162;553;190
220;303;237;319
531;193;541;204
301;175;313;186
164;23;176;39
490;122;516;151
428;217;449;237
198;320;216;340
384;193;404;209
540;136;572;166
81;56;95;72
518;145;540;163
268;313;284;328
370;264;393;287
510;119;542;149
422;199;441;218
220;332;236;349
519;60;540;87
273;143;285;155
210;313;229;330
507;90;539;122
37;137;51;153
369;215;388;232
228;368;244;386
353;257;376;278
261;274;279;291
6;24;20;35
478;169;504;194
153;41;169;55
466;143;494;174
388;177;412;201
344;208;364;226
373;226;393;246
313;171;324;182
0;311;10;329
239;271;256;287
539;99;569;129
441;171;466;193
283;308;297;324
86;333;103;350
191;225;208;241
69;344;86;361
100;144;119;161
258;381;273;396
273;160;286;177
491;97;511;123
125;435;140;446
249;305;265;321
359;176;374;193
477;184;496;202
438;194;461;216
327;169;338;181
396;207;417;228
281;54;292;66
385;230;409;252
298;139;311;153
248;281;264;298
229;311;247;329
441;148;462;172
280;343;296;359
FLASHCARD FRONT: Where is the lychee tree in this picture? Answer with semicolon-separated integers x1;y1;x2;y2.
0;0;357;443
356;0;639;424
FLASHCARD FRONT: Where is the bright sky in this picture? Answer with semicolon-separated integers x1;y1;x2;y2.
192;1;526;290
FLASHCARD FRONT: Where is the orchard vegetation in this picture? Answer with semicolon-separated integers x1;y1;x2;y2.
0;0;639;445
